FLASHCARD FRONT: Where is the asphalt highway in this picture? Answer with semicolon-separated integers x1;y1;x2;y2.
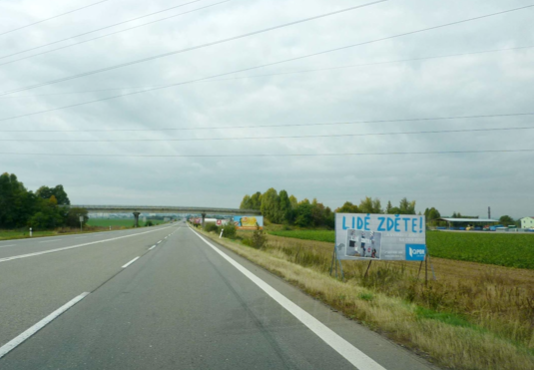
0;222;437;369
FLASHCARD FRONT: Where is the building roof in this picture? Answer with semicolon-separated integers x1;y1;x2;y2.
440;218;498;223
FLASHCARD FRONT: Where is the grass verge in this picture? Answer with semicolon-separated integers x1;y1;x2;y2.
198;228;533;370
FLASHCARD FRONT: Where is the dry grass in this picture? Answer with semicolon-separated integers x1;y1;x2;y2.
201;229;534;370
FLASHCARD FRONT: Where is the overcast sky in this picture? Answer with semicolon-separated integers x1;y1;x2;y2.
0;0;533;218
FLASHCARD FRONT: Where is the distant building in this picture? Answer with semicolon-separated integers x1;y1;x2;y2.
521;217;534;229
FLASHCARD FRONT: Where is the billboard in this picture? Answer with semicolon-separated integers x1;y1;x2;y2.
335;213;426;261
233;216;263;230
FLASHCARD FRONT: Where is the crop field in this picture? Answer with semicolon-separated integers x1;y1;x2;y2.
87;218;165;227
268;229;534;269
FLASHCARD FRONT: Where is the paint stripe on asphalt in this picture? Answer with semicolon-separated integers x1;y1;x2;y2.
149;245;156;250
0;244;15;248
0;292;89;360
39;239;60;243
0;227;172;263
122;256;140;268
190;228;385;370
157;240;162;244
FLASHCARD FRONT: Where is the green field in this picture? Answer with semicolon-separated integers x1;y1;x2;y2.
268;230;534;269
87;218;166;227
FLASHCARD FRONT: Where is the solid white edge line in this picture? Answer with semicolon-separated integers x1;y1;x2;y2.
0;227;172;263
39;239;60;243
0;292;90;360
189;227;385;370
149;245;156;250
122;256;140;268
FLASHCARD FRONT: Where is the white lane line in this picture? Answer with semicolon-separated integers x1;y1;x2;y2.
122;256;140;268
157;240;162;244
0;244;16;248
190;228;385;370
149;245;156;250
74;236;88;239
0;227;172;264
0;292;89;360
39;239;60;243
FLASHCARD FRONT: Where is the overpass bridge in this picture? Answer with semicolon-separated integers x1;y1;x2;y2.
71;205;261;227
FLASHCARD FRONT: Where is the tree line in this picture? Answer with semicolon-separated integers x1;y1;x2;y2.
240;188;419;228
0;172;87;230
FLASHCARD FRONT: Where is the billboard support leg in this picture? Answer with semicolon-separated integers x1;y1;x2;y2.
417;260;423;279
425;253;428;287
330;246;336;276
364;260;372;278
428;254;437;281
330;245;344;280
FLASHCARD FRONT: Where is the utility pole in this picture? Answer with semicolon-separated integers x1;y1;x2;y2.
488;206;491;219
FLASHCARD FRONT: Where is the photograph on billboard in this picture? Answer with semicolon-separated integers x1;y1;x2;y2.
335;213;426;261
233;216;264;230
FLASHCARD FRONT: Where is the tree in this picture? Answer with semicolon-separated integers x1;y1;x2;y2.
65;207;89;228
424;207;441;226
36;185;70;205
294;199;313;227
260;188;280;223
28;196;64;230
324;207;335;229
499;215;515;225
359;197;382;213
0;173;36;228
386;201;393;214
250;192;262;210
335;201;360;213
289;195;298;209
310;198;326;227
398;198;416;214
278;190;293;224
240;195;252;209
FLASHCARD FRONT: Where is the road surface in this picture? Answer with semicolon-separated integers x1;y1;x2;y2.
0;222;437;369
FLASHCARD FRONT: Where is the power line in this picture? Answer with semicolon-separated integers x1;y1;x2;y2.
0;0;227;65
0;5;532;122
1;3;530;97
1;45;531;100
0;1;385;96
0;149;530;158
0;0;110;37
0;112;532;133
1;126;531;142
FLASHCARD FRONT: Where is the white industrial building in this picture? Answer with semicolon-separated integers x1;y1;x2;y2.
520;217;534;229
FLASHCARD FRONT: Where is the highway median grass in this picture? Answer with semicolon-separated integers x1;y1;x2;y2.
196;227;534;370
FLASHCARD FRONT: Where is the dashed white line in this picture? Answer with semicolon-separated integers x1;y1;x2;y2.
0;227;172;264
0;244;15;248
0;292;89;360
122;256;140;268
149;245;156;250
74;236;87;239
157;240;162;244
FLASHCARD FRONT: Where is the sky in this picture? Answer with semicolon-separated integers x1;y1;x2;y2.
0;0;533;218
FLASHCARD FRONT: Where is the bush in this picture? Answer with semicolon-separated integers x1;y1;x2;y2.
251;227;267;249
145;220;154;227
204;223;219;233
220;222;236;238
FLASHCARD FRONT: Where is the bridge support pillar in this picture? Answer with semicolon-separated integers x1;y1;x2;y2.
133;212;141;227
201;213;206;228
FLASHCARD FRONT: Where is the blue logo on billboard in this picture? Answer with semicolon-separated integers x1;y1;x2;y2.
406;244;426;261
